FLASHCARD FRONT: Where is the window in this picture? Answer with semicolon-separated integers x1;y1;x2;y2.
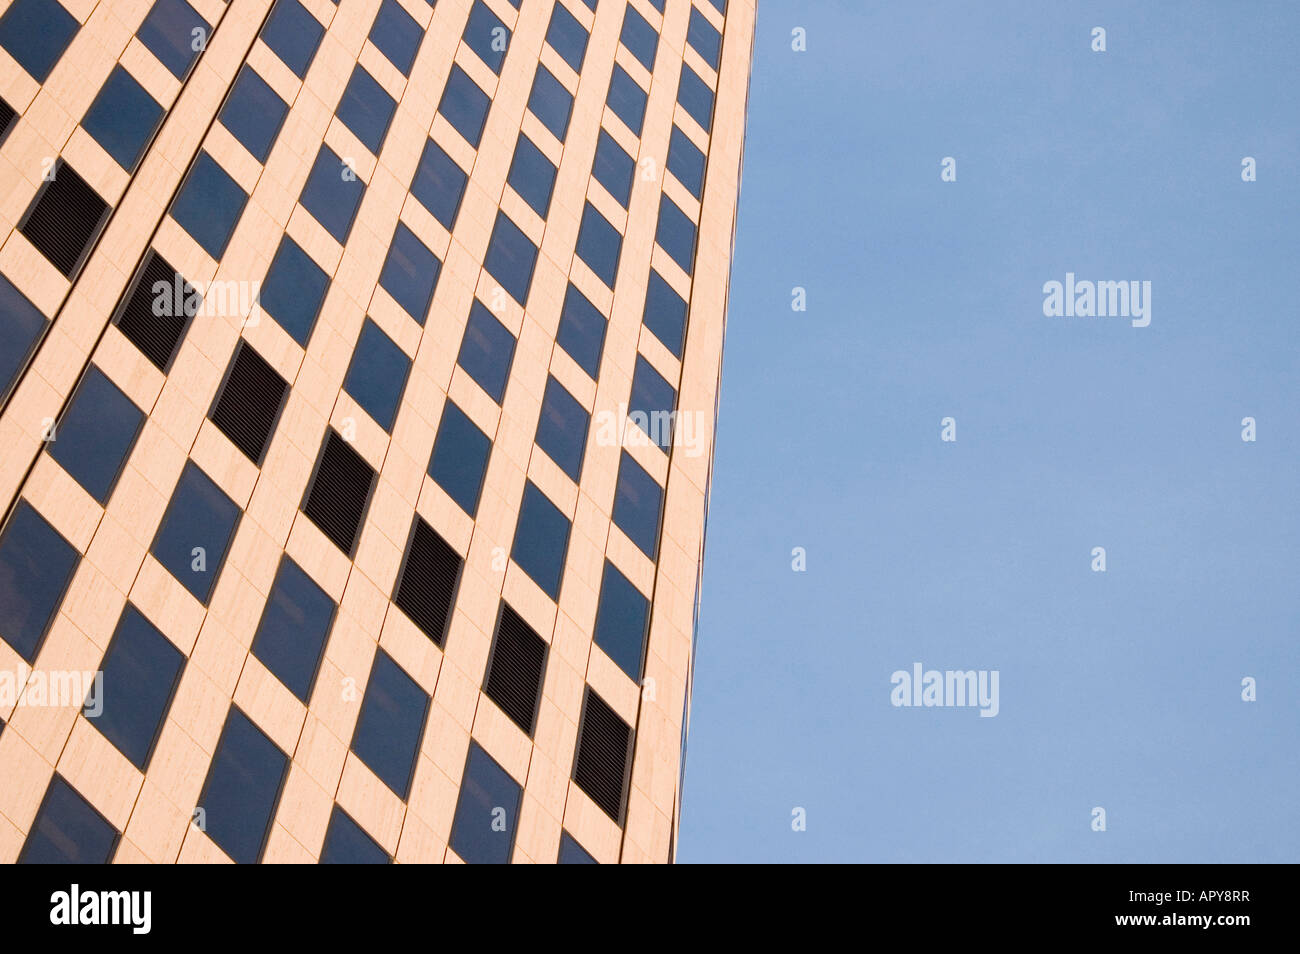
593;561;649;681
251;557;335;703
667;125;705;199
0;96;17;145
429;401;491;516
545;2;587;72
343;318;410;432
506;134;556;218
463;0;508;75
629;354;676;451
656;193;697;274
592;129;634;208
86;604;184;769
19;777;117;863
260;236;329;347
300;146;366;244
0;274;46;402
320;806;389;863
687;6;723;70
351;650;428;799
678;64;715;132
336;65;396;154
438;65;490;148
613;451;663;560
410;138;467;230
535;376;588;481
112;251;198;370
0;0;78;82
197;707;288;864
81;66;164;172
576;201;621;288
607;65;647;136
301;430;377;556
483;602;548;736
449;742;521;864
0;501;79;663
219;66;289;163
392;518;462;647
643;269;687;358
573;688;633;824
47;365;144;504
379;223;439;323
648;0;666;11
620;5;658;71
457;300;516;403
369;0;421;76
511;481;569;600
171;152;248;260
527;65;572;141
555;282;606;379
484;212;537;305
19;161;110;278
261;0;323;79
558;830;597;864
707;0;727;14
150;462;240;604
209;341;289;464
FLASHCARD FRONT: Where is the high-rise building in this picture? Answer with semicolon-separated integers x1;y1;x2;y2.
0;0;751;863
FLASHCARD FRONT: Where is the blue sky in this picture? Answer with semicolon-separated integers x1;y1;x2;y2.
678;0;1300;862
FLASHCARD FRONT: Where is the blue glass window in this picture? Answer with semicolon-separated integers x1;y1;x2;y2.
82;66;164;172
300;146;366;244
535;376;587;481
506;134;555;218
576;201;621;288
320;806;389;863
410;138;467;230
545;2;587;72
344;318;411;432
594;561;650;681
198;707;288;864
260;236;329;347
656;193;697;274
219;66;288;163
261;0;323;79
607;65;646;136
678;63;714;131
251;557;335;703
171;152;248;260
667;125;705;199
0;501;79;663
0;274;45;402
592;129;634;208
429;401;491;516
47;365;143;504
511;481;569;600
707;0;727;13
86;605;184;769
0;0;77;82
369;0;421;76
643;269;687;358
613;452;663;560
150;462;240;604
337;66;396;154
449;742;521;864
620;5;658;71
137;0;207;80
648;0;666;11
555;282;606;379
379;223;440;323
463;0;508;74
629;354;676;451
19;777;117;863
687;7;723;70
527;65;572;141
484;212;537;305
439;65;490;148
350;650;428;799
456;300;516;403
558;830;597;863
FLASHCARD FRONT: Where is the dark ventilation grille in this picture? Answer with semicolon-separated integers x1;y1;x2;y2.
18;161;110;278
483;602;548;736
113;250;198;370
573;688;633;824
0;98;17;145
393;518;463;647
209;341;289;465
301;430;376;556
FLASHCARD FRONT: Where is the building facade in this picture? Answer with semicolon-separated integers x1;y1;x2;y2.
0;0;751;863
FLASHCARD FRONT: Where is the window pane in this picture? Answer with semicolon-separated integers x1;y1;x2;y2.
219;66;289;163
613;451;663;560
620;5;658;71
592;129;634;208
555;282;606;379
320;805;389;863
379;223;440;323
197;707;288;864
369;0;421;76
527;65;572;141
593;561;649;681
643;269;687;358
576;201;621;288
336;65;396;154
655;193;697;274
629;354;676;451
438;65;490;148
511;481;569;600
607;65;647;136
558;830;597;864
687;7;723;70
81;66;164;172
0;501;79;663
19;777;117;863
484;212;537;305
534;376;588;481
463;0;509;74
170;152;248;260
678;63;714;131
0;273;46;402
667;125;705;199
429;401;491;516
545;2;587;72
150;462;240;604
350;650;428;799
260;236;330;346
137;0;207;79
300;146;366;244
251;557;335;703
449;742;521;864
0;0;78;82
410;138;467;230
47;365;143;505
344;318;411;432
506;133;556;218
261;0;323;79
456;300;516;404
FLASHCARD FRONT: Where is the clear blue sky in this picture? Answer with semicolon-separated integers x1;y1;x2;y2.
679;0;1300;862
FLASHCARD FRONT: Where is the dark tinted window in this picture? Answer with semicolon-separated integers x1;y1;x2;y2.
576;201;621;288
687;7;723;69
613;452;663;560
592;129;634;208
643;269;687;358
506;134;556;218
150;462;240;604
251;557;335;703
456;301;516;404
483;603;547;736
677;63;714;131
573;688;633;823
484;212;537;304
607;65;646;136
463;0;509;74
260;236;329;346
81;66;164;172
629;354;676;451
392;518;462;647
0;0;78;82
300;146;366;244
47;365;143;504
410;138;467;230
511;481;569;600
19;777;117;863
336;65;396;154
438;65;490;148
535;376;587;481
208;341;289;464
351;650;428;799
379;223;439;323
302;430;376;556
667;125;705;199
558;830;597;863
19;162;109;279
429;401;491;516
261;0;323;79
344;318;411;431
593;561;649;681
219;66;289;163
545;2;587;72
171;152;248;260
0;501;79;663
197;707;288;864
449;742;521;864
0;274;46;402
112;251;198;371
555;282;606;379
320;805;389;863
527;65;572;141
656;193;697;274
620;5;658;71
369;0;421;76
137;0;207;79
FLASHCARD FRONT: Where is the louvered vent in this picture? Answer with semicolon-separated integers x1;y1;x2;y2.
573;688;633;824
393;518;463;647
0;98;17;145
19;162;110;278
209;341;288;464
483;602;548;736
301;430;376;556
113;251;197;370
